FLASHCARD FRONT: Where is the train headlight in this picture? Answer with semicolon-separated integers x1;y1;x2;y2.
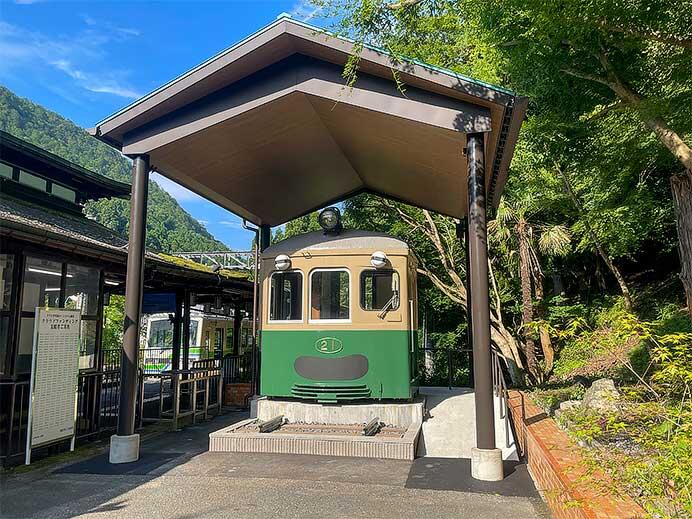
371;251;388;268
275;254;291;271
318;207;342;234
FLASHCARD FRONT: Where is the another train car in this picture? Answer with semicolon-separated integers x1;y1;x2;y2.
260;209;419;402
143;311;251;373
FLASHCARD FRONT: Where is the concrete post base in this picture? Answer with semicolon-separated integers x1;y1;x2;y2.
109;434;140;464
471;447;504;481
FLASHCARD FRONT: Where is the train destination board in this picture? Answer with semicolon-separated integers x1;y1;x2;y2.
25;308;81;464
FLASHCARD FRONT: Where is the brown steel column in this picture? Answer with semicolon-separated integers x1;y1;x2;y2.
466;133;496;451
250;225;269;395
171;290;183;371
233;303;242;355
182;290;191;370
117;154;149;437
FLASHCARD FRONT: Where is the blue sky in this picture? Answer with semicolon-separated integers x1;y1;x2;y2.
0;0;327;250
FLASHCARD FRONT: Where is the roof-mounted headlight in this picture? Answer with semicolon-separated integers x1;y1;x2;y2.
371;251;388;268
318;207;342;234
275;254;291;271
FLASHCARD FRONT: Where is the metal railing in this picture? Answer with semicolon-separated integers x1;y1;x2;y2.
0;379;30;463
221;353;252;384
491;348;512;449
75;368;122;439
144;367;223;430
419;347;473;389
171;250;254;270
140;347;174;374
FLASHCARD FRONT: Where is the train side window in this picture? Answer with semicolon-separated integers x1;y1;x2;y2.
361;270;400;311
310;269;350;321
269;271;303;322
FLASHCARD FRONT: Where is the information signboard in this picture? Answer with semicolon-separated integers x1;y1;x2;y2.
25;308;81;465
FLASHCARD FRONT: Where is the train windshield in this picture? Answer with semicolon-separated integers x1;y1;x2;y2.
310;269;350;321
270;271;303;321
361;270;400;311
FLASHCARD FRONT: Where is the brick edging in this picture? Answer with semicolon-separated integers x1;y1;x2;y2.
507;390;646;519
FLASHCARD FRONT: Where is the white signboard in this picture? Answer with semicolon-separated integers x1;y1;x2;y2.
25;308;81;464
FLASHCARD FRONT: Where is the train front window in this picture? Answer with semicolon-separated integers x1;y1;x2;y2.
270;271;303;321
310;269;350;321
361;270;400;311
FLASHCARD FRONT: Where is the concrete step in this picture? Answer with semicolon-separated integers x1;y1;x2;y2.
418;387;518;460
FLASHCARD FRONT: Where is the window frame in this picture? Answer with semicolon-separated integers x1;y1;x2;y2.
267;269;304;324
15;253;104;374
308;267;352;324
359;268;401;312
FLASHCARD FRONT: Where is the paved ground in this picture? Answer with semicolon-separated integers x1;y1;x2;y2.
1;412;550;519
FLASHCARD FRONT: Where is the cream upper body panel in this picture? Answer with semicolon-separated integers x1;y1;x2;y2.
261;230;417;331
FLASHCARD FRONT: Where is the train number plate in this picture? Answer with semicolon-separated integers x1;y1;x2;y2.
315;337;343;354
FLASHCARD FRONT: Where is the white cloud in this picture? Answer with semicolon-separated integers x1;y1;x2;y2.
0;18;142;100
219;220;243;229
289;0;323;22
151;172;203;202
50;58;141;99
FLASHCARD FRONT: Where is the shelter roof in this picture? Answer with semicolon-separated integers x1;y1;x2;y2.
92;15;527;226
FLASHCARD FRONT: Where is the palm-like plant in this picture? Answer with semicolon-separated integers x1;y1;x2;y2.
489;196;571;382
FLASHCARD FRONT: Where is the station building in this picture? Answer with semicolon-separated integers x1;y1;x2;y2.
0;131;253;466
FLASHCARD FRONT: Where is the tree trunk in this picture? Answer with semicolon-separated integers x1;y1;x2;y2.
557;165;634;310
671;173;692;317
532;271;555;374
516;219;538;378
490;313;525;386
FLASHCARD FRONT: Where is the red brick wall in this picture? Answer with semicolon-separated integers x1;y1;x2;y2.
508;390;646;519
224;383;252;407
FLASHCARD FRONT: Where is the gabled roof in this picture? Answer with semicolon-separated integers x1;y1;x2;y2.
92;15;527;226
0;130;130;201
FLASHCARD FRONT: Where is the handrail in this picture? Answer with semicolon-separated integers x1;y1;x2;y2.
146;367;223;430
491;347;511;448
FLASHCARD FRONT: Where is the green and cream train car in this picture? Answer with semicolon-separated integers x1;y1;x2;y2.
260;214;419;403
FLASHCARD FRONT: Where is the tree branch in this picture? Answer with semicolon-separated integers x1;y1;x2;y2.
386;0;425;10
598;22;692;49
560;68;614;88
416;264;466;306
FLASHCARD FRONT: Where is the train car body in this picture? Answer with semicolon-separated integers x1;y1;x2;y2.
260;229;419;403
143;311;251;372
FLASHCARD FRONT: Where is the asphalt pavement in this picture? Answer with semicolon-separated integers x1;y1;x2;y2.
1;411;550;519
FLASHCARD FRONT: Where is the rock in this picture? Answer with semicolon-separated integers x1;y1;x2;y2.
581;378;621;412
554;399;580;420
559;399;581;412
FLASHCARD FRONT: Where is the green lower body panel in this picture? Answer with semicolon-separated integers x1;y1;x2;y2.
260;329;416;402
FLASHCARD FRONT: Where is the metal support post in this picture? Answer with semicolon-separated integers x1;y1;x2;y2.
172;289;183;371
182;290;191;371
466;133;503;481
110;154;149;464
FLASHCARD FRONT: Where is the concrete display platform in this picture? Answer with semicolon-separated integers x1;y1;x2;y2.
251;396;425;427
209;418;422;460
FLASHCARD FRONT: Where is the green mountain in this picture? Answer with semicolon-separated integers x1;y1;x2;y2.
0;86;226;253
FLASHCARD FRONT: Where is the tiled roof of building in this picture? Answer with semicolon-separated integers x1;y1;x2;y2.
0;193;250;281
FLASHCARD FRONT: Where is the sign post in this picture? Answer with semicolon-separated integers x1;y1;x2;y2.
25;308;81;465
